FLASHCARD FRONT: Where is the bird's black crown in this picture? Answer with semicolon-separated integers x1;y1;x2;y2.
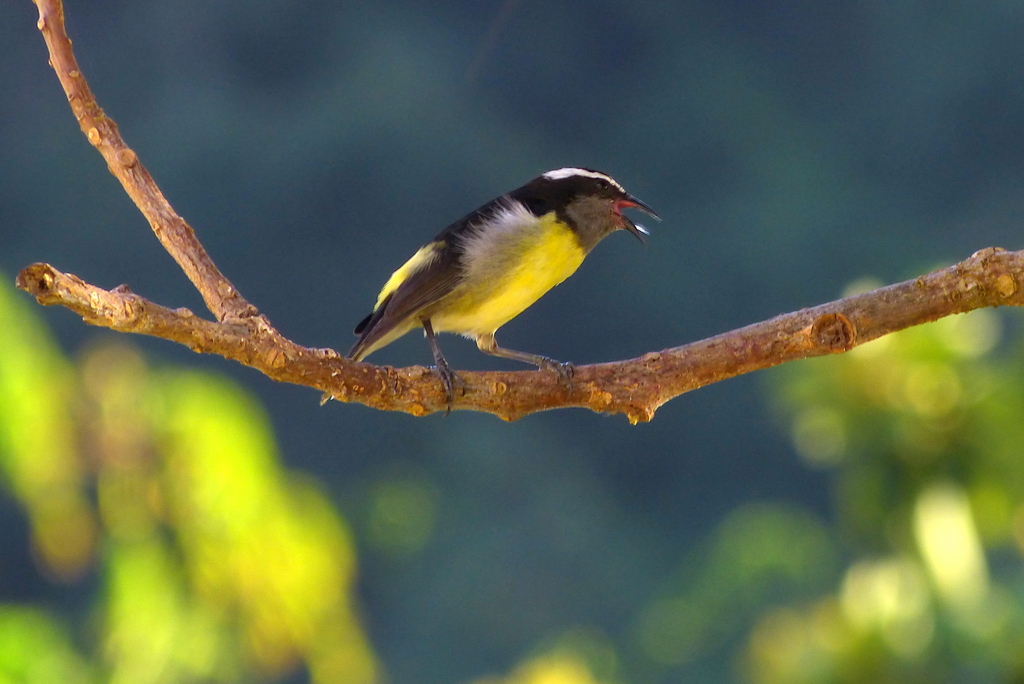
509;167;630;217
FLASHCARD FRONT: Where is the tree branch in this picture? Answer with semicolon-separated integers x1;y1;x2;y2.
20;0;1024;422
17;249;1023;422
30;0;254;323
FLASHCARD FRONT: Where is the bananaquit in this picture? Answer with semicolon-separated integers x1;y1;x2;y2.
348;167;658;399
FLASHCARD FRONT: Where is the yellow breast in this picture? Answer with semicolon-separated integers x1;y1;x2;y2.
432;212;585;336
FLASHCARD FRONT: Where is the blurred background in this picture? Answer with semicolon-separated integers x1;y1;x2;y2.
4;1;1024;682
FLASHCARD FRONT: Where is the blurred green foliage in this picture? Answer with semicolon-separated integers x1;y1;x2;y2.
0;607;95;684
471;628;620;684
0;274;377;684
748;297;1024;683
634;503;837;670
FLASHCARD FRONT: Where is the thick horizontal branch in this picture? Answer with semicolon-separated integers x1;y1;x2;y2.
17;248;1023;422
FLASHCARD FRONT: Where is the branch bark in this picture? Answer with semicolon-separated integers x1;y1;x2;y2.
19;0;1024;422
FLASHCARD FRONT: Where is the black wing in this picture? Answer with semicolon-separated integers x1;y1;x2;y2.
348;193;517;360
347;243;460;359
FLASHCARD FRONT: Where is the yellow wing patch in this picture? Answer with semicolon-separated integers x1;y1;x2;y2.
375;241;444;310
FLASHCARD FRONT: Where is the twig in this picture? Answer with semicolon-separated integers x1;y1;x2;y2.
20;0;1024;422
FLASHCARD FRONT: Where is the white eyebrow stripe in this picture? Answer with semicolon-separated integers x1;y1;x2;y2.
542;167;625;193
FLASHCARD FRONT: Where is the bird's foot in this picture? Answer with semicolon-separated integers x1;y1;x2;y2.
536;357;575;389
433;358;466;413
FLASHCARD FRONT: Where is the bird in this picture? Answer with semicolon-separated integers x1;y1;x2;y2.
348;167;658;404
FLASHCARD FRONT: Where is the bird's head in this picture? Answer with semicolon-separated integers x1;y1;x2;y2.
521;168;659;251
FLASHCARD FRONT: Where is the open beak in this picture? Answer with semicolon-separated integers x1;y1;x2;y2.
614;195;661;243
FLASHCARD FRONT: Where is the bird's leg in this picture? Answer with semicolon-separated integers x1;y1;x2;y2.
423;319;464;410
475;333;574;386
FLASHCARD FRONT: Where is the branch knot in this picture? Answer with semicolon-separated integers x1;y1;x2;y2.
810;313;856;352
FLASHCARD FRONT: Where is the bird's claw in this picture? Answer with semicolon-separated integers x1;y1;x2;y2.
433;359;466;413
538;358;574;389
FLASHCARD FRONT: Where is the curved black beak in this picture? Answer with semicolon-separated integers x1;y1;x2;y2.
615;194;661;244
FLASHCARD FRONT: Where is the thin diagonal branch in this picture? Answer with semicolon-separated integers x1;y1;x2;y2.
20;0;1024;422
31;0;253;323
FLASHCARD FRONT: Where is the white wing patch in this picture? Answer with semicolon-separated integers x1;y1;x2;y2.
542;167;625;193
